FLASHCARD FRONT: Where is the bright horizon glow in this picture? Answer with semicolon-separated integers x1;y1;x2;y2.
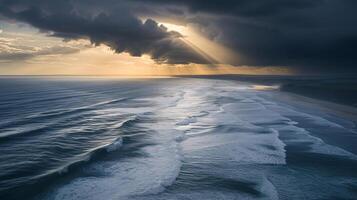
0;21;293;76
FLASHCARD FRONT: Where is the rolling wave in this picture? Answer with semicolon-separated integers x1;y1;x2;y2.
0;77;356;200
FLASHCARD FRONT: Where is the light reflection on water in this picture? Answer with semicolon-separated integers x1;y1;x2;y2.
0;77;356;200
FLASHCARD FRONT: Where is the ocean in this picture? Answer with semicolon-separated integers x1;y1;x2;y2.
0;76;356;200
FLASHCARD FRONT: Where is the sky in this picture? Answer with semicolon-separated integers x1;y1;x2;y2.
0;0;356;75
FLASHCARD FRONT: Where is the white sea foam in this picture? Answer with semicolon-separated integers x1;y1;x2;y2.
259;177;279;200
266;104;344;128
176;116;197;126
276;125;357;158
220;90;356;159
105;137;123;152
50;139;183;200
182;128;286;165
39;78;357;200
49;97;186;200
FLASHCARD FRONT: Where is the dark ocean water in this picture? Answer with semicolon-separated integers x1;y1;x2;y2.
0;77;357;200
180;75;357;107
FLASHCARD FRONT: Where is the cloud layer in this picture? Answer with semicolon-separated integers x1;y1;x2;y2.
0;0;207;64
0;0;356;73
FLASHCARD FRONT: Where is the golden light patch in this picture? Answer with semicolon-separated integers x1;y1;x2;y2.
0;21;294;76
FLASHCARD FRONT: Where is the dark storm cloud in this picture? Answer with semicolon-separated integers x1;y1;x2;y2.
136;0;357;73
136;0;323;17
0;0;208;64
0;0;356;73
